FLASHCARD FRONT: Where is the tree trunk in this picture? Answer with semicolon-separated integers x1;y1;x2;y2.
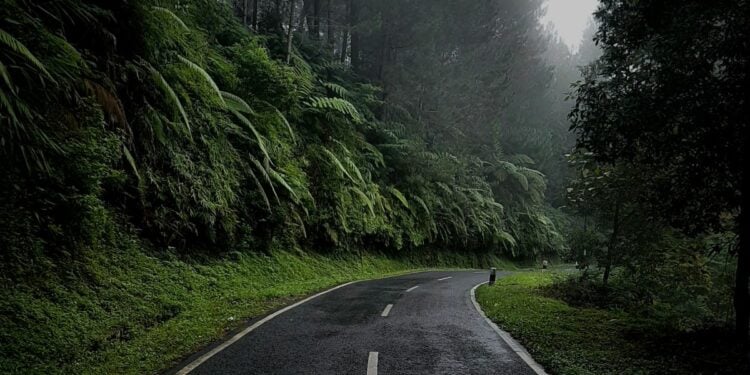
286;0;296;64
243;0;248;25
339;0;351;63
274;0;283;31
299;0;311;31
603;199;622;286
349;0;361;71
312;0;321;38
327;0;335;49
252;0;259;30
735;141;750;344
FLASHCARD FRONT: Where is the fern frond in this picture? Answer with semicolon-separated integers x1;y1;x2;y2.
0;28;54;82
322;82;350;98
247;166;272;211
230;110;271;163
221;91;255;114
270;169;301;203
248;155;279;204
343;157;366;185
388;187;410;209
308;97;362;123
177;55;225;106
350;186;375;216
322;148;356;183
85;80;128;127
150;67;191;137
258;100;295;143
151;7;190;32
122;146;140;181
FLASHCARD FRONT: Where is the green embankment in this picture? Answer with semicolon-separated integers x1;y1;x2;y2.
476;272;748;375
0;247;510;374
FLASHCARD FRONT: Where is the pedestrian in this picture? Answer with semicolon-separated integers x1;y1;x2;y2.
542;259;548;270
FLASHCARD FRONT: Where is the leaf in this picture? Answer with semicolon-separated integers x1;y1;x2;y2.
221;91;255;114
150;67;191;137
178;55;225;106
230;110;271;163
122;146;140;181
151;7;190;32
308;97;362;123
0;28;54;82
350;187;375;216
247;166;272;211
270;169;301;203
248;155;279;204
388;187;410;209
322;148;356;183
258;100;296;143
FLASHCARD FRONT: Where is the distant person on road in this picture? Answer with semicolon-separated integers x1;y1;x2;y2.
542;260;549;270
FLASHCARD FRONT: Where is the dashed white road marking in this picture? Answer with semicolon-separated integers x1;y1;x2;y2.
367;351;379;375
381;304;393;317
405;285;419;292
437;276;453;281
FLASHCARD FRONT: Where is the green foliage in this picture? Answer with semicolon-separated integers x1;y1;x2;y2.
476;272;749;375
0;0;573;371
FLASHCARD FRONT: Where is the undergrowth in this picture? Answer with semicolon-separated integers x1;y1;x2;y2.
475;272;748;375
0;237;508;374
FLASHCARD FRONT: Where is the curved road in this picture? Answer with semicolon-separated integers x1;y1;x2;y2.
169;271;539;375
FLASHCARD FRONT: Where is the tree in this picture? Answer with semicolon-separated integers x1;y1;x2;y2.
571;0;748;340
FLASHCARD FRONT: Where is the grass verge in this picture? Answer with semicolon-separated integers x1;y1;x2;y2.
1;247;509;374
475;272;748;375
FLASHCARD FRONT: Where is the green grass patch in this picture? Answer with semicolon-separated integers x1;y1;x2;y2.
0;247;509;374
475;272;748;375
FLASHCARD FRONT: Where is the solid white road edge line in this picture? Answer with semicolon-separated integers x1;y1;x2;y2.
381;304;394;317
175;280;360;374
405;285;419;292
437;276;453;281
470;282;548;375
367;351;379;375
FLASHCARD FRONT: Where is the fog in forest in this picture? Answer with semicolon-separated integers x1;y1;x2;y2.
1;1;747;373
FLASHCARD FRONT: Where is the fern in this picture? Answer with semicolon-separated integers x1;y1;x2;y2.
122;146;141;181
388;187;410;209
150;67;191;137
229;110;271;163
151;7;190;32
269;169;301;203
221;91;255;114
322;148;356;183
85;80;128;127
322;82;350;98
177;55;225;106
0;28;54;82
308;97;363;123
350;186;375;216
257;100;295;143
248;155;280;204
247;166;272;211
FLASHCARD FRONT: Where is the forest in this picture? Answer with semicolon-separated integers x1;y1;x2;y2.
0;0;747;374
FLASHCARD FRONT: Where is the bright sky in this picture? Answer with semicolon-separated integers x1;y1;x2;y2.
542;0;599;52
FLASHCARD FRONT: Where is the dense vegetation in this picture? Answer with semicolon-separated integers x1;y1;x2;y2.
566;0;748;344
0;0;580;372
0;0;576;275
1;0;746;372
477;272;748;374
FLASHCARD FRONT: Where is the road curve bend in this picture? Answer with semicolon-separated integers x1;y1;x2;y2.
169;271;541;375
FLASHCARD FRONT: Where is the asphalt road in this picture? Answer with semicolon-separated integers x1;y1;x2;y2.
171;271;538;375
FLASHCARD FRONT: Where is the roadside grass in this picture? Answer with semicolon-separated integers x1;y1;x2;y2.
0;246;509;374
475;272;749;375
